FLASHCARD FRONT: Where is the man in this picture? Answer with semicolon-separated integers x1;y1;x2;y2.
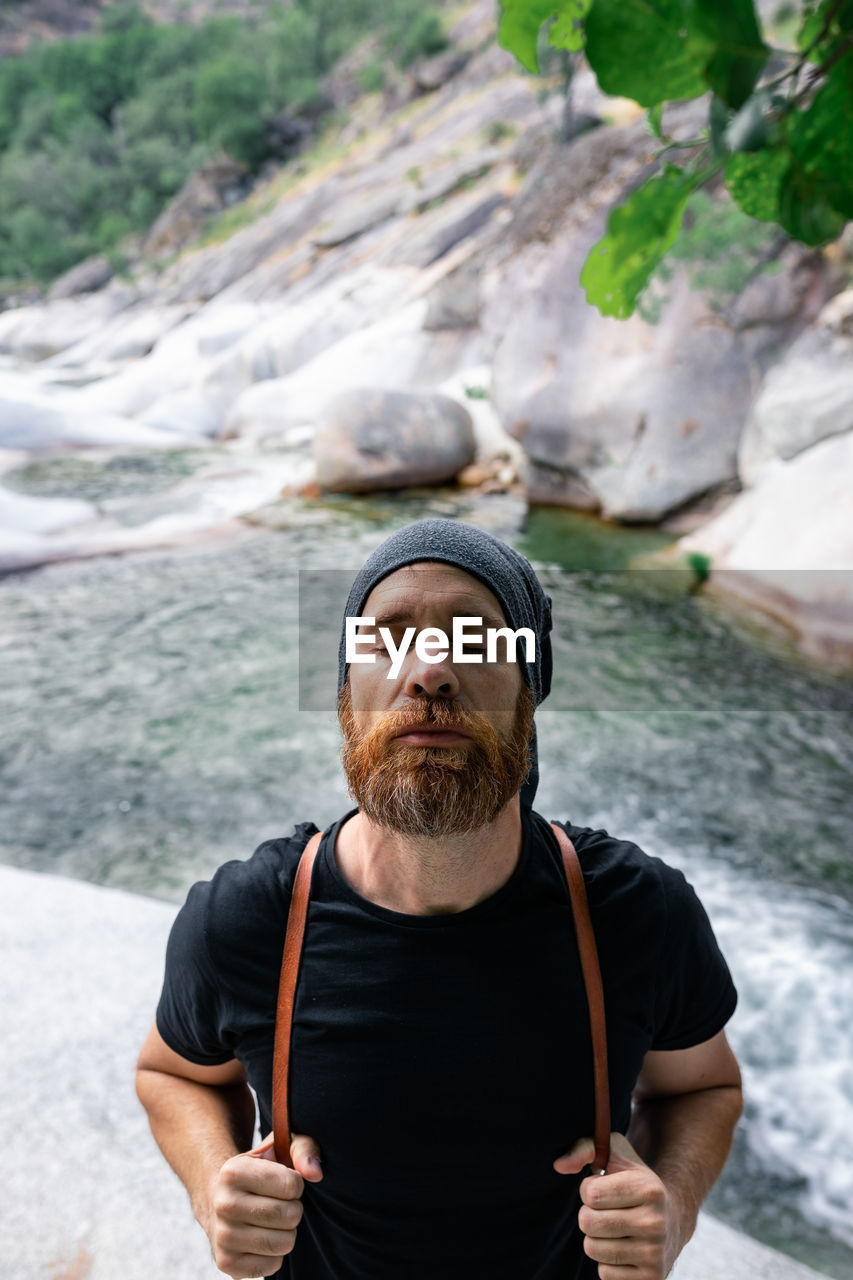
137;518;742;1280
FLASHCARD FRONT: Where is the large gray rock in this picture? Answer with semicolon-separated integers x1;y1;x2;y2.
678;431;853;666
739;289;853;485
225;299;485;439
486;231;753;522
484;123;840;523
315;388;476;492
47;253;113;301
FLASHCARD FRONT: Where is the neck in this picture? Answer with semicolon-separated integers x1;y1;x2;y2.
333;797;524;915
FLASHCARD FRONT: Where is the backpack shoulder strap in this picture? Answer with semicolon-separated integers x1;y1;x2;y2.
550;821;611;1175
272;829;322;1165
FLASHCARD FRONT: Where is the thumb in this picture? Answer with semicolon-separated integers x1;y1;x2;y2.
553;1136;596;1175
291;1132;324;1182
247;1132;278;1162
596;1130;649;1174
553;1132;649;1178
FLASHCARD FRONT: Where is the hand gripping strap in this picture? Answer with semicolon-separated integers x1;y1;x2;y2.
272;830;322;1165
271;824;611;1175
549;821;611;1175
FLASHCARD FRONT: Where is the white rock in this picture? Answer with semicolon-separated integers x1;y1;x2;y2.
0;452;299;572
47;303;193;369
0;485;96;534
0;371;197;452
225;300;485;438
739;291;853;485
0;291;136;361
202;266;415;410
679;432;853;663
76;302;271;419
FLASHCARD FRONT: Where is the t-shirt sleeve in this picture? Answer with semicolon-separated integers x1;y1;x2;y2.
651;863;738;1051
156;878;238;1066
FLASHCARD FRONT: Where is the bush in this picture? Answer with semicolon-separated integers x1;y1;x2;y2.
193;51;270;169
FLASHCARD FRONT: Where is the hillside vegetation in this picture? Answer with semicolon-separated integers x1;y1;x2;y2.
0;0;448;284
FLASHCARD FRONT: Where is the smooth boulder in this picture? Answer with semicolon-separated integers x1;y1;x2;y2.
738;289;853;485
315;389;476;492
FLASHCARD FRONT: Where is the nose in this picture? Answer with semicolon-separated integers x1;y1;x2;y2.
401;646;461;701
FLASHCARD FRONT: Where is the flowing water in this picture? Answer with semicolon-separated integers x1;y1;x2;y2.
1;477;851;1276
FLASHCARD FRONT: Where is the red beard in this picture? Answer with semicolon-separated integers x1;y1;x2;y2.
338;683;534;838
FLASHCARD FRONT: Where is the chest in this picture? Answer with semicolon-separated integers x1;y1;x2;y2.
241;892;655;1193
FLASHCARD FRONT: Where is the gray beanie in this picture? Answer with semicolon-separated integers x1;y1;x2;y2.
337;518;552;806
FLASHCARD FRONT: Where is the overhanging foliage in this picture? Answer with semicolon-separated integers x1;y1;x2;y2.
499;0;853;317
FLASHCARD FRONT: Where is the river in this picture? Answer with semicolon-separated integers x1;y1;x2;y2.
1;479;851;1277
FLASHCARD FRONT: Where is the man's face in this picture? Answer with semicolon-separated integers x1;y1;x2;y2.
338;563;535;838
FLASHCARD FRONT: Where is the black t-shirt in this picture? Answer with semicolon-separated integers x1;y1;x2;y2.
156;808;737;1280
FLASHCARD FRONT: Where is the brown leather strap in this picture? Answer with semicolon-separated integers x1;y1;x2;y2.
550;821;611;1174
271;823;610;1176
272;830;322;1165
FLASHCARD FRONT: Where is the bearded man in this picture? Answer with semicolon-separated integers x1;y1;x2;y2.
137;518;742;1280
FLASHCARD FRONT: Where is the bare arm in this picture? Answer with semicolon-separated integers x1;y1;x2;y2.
136;1022;322;1279
627;1028;744;1251
136;1022;257;1232
555;1028;743;1278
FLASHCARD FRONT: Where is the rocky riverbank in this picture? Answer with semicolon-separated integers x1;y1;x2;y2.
1;0;850;666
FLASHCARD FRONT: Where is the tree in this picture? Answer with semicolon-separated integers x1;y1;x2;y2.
498;0;853;317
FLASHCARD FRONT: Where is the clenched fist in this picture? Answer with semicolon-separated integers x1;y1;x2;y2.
206;1133;323;1279
554;1131;678;1280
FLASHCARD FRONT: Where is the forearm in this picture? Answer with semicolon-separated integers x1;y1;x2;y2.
627;1084;743;1249
136;1067;257;1232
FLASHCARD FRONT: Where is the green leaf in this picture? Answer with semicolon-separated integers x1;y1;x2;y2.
498;0;589;71
725;148;789;221
787;55;853;217
684;0;769;109
580;165;696;317
778;161;846;244
498;0;558;72
584;0;711;107
797;0;853;62
646;103;665;140
548;0;591;53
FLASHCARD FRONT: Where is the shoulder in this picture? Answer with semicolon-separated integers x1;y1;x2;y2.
186;821;320;976
550;817;670;911
548;817;700;965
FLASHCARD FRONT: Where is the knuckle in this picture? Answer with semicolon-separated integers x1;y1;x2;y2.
577;1206;594;1234
283;1199;304;1229
640;1209;666;1240
214;1222;240;1253
215;1190;241;1220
